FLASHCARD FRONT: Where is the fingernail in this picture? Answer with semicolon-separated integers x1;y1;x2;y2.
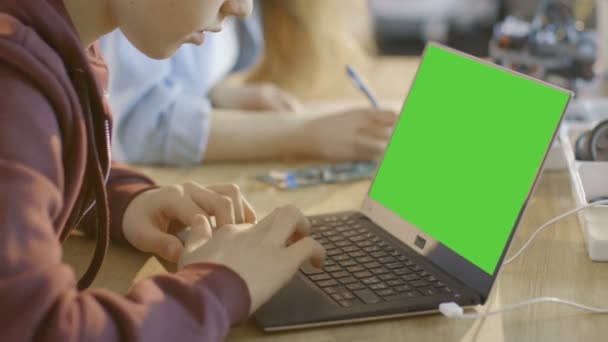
192;215;205;226
168;243;178;259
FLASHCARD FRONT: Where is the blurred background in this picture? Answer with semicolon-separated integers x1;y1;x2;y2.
371;0;596;56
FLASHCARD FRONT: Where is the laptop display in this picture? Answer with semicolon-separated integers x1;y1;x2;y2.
369;44;571;275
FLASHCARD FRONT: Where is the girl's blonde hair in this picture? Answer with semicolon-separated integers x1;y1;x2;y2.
247;0;375;100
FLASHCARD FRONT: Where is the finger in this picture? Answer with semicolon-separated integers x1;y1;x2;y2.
278;92;302;113
206;184;245;224
264;205;311;245
164;190;209;227
242;196;257;224
183;215;213;253
135;222;185;262
286;237;327;269
184;184;236;227
359;123;394;140
356;135;388;160
368;109;398;126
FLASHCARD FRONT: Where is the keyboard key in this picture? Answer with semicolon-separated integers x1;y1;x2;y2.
346;265;365;273
309;274;331;281
403;274;420;282
324;265;342;273
397;255;408;261
300;263;324;275
346;283;366;291
404;291;422;298
363;261;381;269
346;220;356;225
331;294;344;301
325;259;336;266
335;225;349;231
310;218;321;226
370;267;390;275
338;276;358;284
327;249;342;256
387;279;405;286
311;233;322;239
340;215;352;221
363;246;380;253
343;230;358;237
379;274;397;281
419;287;439;296
329;235;344;242
317;279;339;287
333;255;349;262
378;242;389;248
410;280;429;288
376;289;396;297
388;250;400;256
349;251;366;258
369;283;388;291
338;300;356;308
394;268;413;276
331;271;349;279
353;289;382;304
339;260;357;267
362;277;381;285
436;282;445;287
323;230;338;237
411;265;423;272
353;271;373;279
394;285;413;292
317;238;329;245
349;235;366;242
378;256;396;264
426;276;438;282
386;262;403;270
324;286;340;294
418;271;430;277
371;251;388;258
356;241;373;248
356;256;374;263
440;287;453;293
341;292;355;300
342;246;359;253
335;240;353;248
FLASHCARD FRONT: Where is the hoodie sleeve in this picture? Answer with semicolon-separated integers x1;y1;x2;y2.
0;60;250;342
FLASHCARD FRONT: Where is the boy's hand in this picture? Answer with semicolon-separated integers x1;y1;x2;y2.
122;183;256;262
298;108;398;161
210;82;302;112
179;205;326;314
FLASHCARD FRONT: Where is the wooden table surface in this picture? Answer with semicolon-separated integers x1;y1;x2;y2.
63;57;608;341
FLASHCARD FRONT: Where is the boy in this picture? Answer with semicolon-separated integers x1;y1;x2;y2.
0;0;324;340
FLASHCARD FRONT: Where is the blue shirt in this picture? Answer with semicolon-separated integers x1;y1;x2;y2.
99;10;263;165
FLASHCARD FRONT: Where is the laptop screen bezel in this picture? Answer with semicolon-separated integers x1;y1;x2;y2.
360;42;572;301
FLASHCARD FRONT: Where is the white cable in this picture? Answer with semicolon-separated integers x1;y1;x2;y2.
439;199;608;320
503;199;608;265
439;297;608;319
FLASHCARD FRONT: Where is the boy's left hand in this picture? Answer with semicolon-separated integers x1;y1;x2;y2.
210;82;302;112
121;182;256;262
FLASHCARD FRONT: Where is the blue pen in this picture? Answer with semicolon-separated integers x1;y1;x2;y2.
346;65;379;109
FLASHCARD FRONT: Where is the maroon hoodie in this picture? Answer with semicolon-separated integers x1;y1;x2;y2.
0;0;250;341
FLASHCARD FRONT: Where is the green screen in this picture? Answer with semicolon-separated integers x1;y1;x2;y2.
369;45;570;275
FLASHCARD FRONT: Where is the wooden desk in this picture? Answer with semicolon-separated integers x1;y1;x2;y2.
63;57;608;341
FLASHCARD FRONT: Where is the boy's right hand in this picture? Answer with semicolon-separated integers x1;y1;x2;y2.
178;205;326;315
300;108;398;161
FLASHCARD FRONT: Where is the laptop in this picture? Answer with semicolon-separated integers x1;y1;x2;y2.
255;42;572;331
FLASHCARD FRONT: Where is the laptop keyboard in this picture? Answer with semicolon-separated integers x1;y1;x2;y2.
300;214;455;308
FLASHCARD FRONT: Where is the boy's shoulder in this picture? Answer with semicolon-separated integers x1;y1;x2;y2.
0;12;69;84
